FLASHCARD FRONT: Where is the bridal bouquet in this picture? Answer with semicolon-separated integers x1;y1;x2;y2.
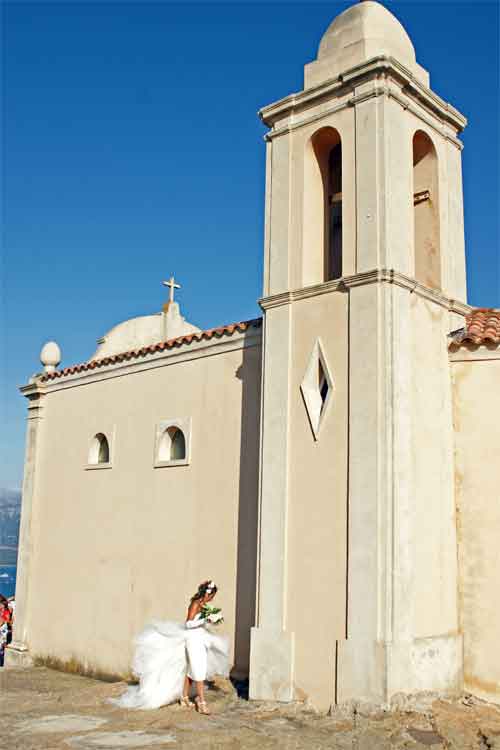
201;604;224;625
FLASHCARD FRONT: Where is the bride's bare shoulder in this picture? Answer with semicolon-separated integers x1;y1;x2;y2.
187;600;200;620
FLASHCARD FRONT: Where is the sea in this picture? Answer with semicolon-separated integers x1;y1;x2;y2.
0;565;16;599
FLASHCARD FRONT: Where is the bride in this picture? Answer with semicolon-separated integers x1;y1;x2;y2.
111;580;230;715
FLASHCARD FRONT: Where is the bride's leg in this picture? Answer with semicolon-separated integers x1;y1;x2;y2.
187;634;210;714
195;680;205;702
180;677;194;708
194;681;210;715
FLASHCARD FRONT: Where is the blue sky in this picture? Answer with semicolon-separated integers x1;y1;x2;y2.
2;1;499;489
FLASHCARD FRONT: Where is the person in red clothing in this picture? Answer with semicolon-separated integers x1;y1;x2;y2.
0;595;12;667
0;595;11;623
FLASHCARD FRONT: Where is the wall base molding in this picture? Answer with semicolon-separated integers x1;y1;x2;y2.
4;641;34;668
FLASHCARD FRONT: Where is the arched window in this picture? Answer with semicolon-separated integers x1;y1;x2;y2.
157;426;186;462
306;127;343;283
154;418;191;467
413;130;441;289
88;433;110;465
169;427;186;461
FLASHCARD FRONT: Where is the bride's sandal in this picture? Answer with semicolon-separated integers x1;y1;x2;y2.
180;696;195;709
195;698;210;715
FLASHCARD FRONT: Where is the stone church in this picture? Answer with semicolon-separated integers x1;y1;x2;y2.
8;1;500;711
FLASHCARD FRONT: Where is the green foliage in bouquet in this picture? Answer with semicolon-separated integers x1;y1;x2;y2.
201;605;221;616
201;604;224;624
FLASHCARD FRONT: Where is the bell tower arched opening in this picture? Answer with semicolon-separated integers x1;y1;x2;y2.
303;127;343;285
327;142;342;281
413;130;441;289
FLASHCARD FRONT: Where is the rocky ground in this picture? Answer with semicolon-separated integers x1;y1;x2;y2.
1;667;500;749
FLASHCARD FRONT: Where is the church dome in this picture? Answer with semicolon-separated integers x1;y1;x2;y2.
304;1;427;89
318;1;416;65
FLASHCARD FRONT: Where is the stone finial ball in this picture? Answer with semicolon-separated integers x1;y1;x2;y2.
40;341;61;372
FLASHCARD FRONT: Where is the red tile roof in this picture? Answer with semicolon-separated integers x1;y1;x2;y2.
41;318;262;382
449;308;500;348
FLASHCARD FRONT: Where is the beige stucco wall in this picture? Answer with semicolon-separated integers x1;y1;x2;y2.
24;335;261;679
287;290;348;707
452;350;500;704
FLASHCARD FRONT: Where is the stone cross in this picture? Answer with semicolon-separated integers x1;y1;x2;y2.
162;276;181;304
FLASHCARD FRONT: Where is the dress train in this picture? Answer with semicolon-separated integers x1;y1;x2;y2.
110;620;230;710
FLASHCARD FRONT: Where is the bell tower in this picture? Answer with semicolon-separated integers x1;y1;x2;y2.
250;1;470;709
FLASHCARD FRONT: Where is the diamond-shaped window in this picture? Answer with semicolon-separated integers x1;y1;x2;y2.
300;340;334;440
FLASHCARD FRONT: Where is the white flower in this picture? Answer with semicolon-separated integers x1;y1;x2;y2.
207;612;223;624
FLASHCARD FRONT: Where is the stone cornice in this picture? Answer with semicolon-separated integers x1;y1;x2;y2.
259;278;345;309
260;56;466;146
20;328;262;395
19;381;46;399
18;383;46;419
449;345;500;362
259;270;471;316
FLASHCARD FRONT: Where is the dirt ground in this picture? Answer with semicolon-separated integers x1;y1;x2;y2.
2;667;500;749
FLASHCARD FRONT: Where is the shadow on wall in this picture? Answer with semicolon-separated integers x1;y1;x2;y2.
232;336;261;682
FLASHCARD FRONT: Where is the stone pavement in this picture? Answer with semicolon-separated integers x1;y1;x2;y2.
1;667;500;749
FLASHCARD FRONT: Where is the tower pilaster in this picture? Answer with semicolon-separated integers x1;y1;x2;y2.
6;383;46;667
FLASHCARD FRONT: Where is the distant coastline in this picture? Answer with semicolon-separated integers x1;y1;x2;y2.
0;489;20;597
0;546;18;566
0;566;16;598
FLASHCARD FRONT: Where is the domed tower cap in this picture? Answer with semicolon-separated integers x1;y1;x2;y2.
40;341;61;373
305;0;429;89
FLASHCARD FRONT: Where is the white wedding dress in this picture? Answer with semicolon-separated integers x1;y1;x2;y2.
110;614;230;710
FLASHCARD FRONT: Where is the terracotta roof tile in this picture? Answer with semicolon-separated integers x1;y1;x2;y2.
449;308;500;348
41;318;262;382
